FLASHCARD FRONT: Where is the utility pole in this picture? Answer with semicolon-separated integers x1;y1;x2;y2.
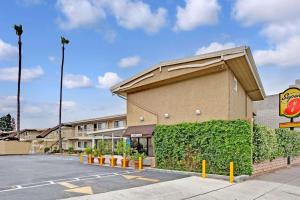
14;25;23;139
58;36;69;153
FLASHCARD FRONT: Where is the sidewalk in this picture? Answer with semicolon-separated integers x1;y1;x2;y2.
60;164;300;200
60;176;231;200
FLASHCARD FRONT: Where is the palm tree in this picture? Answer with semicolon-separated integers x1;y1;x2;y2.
58;36;69;153
14;25;23;139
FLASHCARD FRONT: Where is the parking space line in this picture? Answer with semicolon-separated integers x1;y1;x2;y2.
0;170;140;193
58;182;78;189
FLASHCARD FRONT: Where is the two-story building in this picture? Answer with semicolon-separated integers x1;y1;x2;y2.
111;46;265;157
69;114;126;151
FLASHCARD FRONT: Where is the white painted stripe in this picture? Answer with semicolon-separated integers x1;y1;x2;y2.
0;171;139;193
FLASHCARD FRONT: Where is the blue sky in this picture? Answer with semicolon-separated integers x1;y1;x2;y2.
0;0;299;129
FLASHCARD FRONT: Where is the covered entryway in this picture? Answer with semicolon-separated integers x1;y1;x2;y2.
123;124;155;156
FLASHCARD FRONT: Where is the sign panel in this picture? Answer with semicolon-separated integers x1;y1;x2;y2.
131;133;142;138
279;121;300;128
279;87;300;118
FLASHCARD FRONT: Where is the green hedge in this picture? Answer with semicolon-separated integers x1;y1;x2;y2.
275;128;300;157
252;124;300;163
153;120;253;175
252;124;279;163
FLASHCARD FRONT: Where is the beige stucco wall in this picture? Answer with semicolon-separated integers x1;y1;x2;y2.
61;127;75;139
127;70;230;126
20;130;41;141
0;141;31;155
228;69;253;121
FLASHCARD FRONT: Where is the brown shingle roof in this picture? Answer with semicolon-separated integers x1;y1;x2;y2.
37;125;60;138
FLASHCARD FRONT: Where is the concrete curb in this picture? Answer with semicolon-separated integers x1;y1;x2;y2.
145;167;249;183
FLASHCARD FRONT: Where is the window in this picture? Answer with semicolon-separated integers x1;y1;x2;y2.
114;120;124;128
77;141;81;148
233;76;238;92
98;122;107;130
78;125;88;132
84;142;88;148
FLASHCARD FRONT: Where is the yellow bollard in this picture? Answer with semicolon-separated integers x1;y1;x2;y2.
100;155;103;166
202;160;206;178
88;154;91;165
230;161;234;183
79;153;83;164
138;157;142;170
123;155;126;168
111;155;115;167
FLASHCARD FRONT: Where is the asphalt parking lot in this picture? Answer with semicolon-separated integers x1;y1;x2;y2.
0;155;189;200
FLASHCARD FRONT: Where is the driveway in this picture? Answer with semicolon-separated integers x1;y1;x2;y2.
2;155;300;200
0;155;188;200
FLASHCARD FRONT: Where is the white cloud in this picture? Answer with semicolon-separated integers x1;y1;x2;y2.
174;0;221;31
61;101;77;111
0;96;18;113
118;56;141;68
97;72;122;89
260;20;300;43
56;0;167;33
63;74;92;89
233;0;300;68
56;0;106;30
195;42;236;55
0;39;18;60
233;0;300;26
0;66;44;81
254;36;300;68
106;0;167;33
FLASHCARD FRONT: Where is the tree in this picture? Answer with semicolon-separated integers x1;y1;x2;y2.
14;24;23;139
0;114;14;132
58;36;69;153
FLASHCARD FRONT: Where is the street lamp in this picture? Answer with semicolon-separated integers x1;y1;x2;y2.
14;24;23;139
58;36;69;153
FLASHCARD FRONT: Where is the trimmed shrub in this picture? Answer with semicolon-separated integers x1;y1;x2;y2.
276;128;300;157
153;120;252;175
252;124;279;163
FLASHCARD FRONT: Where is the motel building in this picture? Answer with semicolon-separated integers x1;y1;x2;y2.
70;114;127;151
111;46;265;157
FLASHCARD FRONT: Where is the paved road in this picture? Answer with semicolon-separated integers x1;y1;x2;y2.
0;155;188;200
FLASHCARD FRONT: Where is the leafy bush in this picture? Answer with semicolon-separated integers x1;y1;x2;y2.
93;149;100;157
98;140;105;156
68;147;74;154
104;140;112;155
85;147;93;155
116;140;124;155
44;147;50;153
131;150;146;161
252;124;300;163
154;120;252;175
252;124;279;163
276;128;300;157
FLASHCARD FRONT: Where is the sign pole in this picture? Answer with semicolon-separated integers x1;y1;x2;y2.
290;118;294;131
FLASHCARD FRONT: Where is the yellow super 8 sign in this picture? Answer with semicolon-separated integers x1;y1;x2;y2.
279;87;300;118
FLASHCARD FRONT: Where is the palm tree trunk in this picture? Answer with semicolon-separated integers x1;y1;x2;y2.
58;44;64;153
17;35;22;139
